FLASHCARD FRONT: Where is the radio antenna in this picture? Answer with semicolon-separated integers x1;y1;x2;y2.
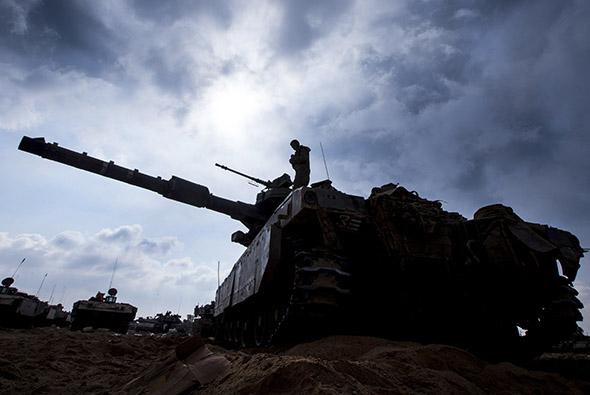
320;142;331;180
108;258;118;290
12;258;26;278
59;286;67;304
48;284;56;304
36;273;47;297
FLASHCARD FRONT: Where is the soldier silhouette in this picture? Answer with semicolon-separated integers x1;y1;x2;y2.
289;139;311;188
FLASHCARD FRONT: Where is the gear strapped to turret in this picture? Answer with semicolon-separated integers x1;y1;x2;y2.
289;139;311;188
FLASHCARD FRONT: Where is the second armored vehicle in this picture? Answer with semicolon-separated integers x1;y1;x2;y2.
43;303;70;327
0;277;49;328
70;288;137;333
193;302;216;338
134;311;183;334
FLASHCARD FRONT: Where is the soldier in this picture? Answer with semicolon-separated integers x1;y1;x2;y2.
289;139;311;188
90;291;104;302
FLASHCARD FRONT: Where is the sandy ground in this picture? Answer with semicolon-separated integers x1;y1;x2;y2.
1;328;589;394
199;337;590;394
0;327;185;394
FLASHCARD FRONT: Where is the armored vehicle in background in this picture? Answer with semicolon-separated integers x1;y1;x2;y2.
70;288;137;333
0;277;49;327
134;311;183;334
193;302;216;338
43;303;70;327
18;136;585;357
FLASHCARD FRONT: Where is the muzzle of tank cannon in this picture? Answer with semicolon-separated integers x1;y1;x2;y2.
18;136;268;244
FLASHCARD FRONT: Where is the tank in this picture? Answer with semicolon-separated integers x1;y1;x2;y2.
0;277;49;327
70;288;137;333
43;303;70;327
134;311;183;334
193;302;216;338
18;136;585;357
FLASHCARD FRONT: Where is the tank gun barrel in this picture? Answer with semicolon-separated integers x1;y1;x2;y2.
215;163;271;188
18;136;266;229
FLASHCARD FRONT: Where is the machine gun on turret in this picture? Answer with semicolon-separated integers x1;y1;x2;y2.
215;163;293;190
18;136;292;246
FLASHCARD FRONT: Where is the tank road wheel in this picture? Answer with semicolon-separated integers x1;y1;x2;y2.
253;311;268;347
244;316;257;347
239;319;254;348
264;304;288;343
234;318;249;347
222;319;232;345
230;319;241;346
214;317;226;344
287;251;351;339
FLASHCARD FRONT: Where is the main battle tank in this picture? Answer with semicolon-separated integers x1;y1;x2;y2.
0;277;49;327
70;288;137;333
18;136;585;357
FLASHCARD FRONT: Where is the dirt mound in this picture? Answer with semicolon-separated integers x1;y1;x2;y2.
197;336;589;394
1;329;588;394
0;327;184;395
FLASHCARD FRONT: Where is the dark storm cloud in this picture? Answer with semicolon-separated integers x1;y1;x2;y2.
144;47;198;97
276;0;353;55
130;0;232;27
0;0;122;78
317;0;590;232
0;0;231;97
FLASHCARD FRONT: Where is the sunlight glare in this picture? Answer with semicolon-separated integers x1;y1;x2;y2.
197;76;270;143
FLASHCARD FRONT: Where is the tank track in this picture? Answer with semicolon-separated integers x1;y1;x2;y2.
70;309;134;334
471;275;586;360
524;276;584;350
217;250;351;348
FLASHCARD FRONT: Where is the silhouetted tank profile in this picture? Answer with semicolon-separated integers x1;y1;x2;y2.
70;288;137;333
19;136;585;357
43;303;70;327
134;311;183;334
0;277;49;327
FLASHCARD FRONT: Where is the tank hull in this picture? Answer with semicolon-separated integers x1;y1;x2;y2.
43;305;70;327
214;183;585;358
70;300;137;334
0;293;48;328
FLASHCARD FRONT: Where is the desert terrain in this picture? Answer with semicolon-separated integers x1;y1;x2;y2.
1;327;589;394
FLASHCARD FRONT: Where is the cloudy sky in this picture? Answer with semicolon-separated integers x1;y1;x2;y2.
1;0;588;330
